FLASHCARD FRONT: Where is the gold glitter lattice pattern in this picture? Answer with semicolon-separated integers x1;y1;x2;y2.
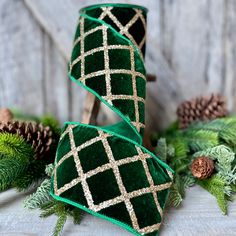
69;16;146;132
53;125;173;235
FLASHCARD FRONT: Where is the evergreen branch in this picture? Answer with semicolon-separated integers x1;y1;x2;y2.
0;133;33;161
193;145;236;186
188;119;227;133
193;145;234;161
167;183;183;207
13;160;47;191
24;178;51;209
197;175;228;214
0;158;27;191
45;164;54;177
53;212;67;236
167;137;190;174
219;119;236;146
182;175;196;188
40;201;58;218
70;208;83;225
184;130;219;152
154;138;167;162
40;115;61;137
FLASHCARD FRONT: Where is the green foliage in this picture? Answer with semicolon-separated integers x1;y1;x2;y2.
194;145;236;191
40;200;82;236
13;159;47;191
0;133;34;191
197;175;228;214
152;117;236;213
45;163;54;176
24;164;82;236
155;138;167;162
0;111;59;192
182;175;196;188
0;133;33;162
40;115;61;137
167;183;183;207
188;118;236;148
24;164;54;209
70;208;83;224
167;137;190;174
53;211;67;236
184;130;219;152
0;158;28;191
24;178;51;209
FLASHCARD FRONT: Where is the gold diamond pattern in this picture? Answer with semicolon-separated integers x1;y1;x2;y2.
53;125;173;235
61;7;173;235
69;15;146;132
98;6;147;59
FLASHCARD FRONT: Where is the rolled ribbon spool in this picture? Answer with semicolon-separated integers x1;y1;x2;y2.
51;4;173;236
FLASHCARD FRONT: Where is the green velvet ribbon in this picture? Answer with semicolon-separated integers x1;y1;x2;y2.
51;4;173;236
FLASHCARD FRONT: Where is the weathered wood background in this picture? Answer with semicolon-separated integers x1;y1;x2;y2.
1;0;236;130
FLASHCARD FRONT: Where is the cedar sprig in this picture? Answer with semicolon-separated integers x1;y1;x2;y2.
24;164;83;236
153;117;236;213
0;133;33;191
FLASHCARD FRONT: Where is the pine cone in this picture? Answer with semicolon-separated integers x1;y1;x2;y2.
0;108;13;123
0;121;53;160
177;94;228;129
191;156;214;179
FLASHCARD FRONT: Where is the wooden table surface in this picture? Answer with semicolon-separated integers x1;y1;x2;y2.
1;185;236;236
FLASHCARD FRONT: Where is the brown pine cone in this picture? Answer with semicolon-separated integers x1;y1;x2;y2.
177;94;228;129
0;108;13;123
191;156;214;179
0;121;53;160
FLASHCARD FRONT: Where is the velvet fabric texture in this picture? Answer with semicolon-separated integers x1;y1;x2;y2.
51;4;173;236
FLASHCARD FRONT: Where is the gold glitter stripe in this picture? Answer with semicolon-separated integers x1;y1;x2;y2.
130;46;141;132
56;153;151;195
56;177;81;195
134;9;147;50
139;223;162;235
102;95;145;103
79;69;146;84
68;126;95;208
95;182;172;212
102;27;113;105
54;135;103;171
70;44;131;69
120;12;140;35
98;130;140;231
59;124;76;141
73;25;104;47
99;6;113;20
136;147;163;217
100;7;145;62
131;121;145;131
80;17;85;77
105;9;140;51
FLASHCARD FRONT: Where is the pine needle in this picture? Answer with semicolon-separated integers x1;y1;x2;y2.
167;183;183;207
13;159;46;191
24;178;51;209
53;212;67;236
0;158;27;191
197;175;228;215
155;138;167;162
185;130;219;152
0;133;33;161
